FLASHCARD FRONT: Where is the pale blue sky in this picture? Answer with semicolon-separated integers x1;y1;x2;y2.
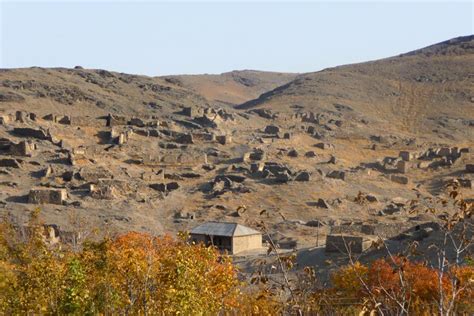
1;1;472;76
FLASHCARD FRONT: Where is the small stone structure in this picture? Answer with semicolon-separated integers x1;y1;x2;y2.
175;133;194;144
216;135;232;145
390;174;409;185
13;127;49;140
325;234;373;253
396;160;409;174
264;125;280;134
106;114;128;127
0;158;22;168
28;188;67;205
327;170;345;181
190;222;262;254
181;107;194;117
9;140;35;157
466;164;474;173
315;142;334;150
399;151;415;161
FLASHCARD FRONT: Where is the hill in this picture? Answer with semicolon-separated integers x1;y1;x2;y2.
0;67;208;117
237;35;474;141
162;70;297;106
0;36;472;274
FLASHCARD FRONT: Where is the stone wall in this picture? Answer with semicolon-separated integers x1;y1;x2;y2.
232;234;262;254
28;188;67;205
325;234;373;253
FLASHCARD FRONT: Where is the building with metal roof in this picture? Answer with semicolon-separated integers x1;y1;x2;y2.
190;222;262;254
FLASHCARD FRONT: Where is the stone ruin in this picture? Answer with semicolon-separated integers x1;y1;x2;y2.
149;182;180;193
0;138;35;157
242;149;266;163
15;110;36;123
0;158;23;168
216;135;232;145
390;174;409;185
28;188;67;205
67;148;88;166
89;179;131;200
325;234;375;253
326;170;346;181
264;125;280;134
13;127;50;140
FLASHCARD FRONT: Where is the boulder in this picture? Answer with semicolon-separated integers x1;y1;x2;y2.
288;149;298;157
43;114;57;122
166;182;180;191
58;116;72;125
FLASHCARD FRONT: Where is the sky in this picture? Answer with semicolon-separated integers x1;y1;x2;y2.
0;1;472;76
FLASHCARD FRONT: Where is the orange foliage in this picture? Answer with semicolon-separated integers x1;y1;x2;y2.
1;213;472;315
329;257;474;314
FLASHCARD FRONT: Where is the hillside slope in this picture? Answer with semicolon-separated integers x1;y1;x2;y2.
0;36;472;263
162;70;298;106
0;67;208;117
236;35;474;140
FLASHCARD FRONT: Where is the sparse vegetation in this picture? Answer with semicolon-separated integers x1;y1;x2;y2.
0;35;473;315
1;199;472;314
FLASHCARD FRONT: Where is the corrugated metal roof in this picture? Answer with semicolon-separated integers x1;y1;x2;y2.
190;222;261;237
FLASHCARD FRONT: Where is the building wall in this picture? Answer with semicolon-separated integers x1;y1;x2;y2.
190;234;207;245
325;235;372;253
232;234;262;254
190;234;232;253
